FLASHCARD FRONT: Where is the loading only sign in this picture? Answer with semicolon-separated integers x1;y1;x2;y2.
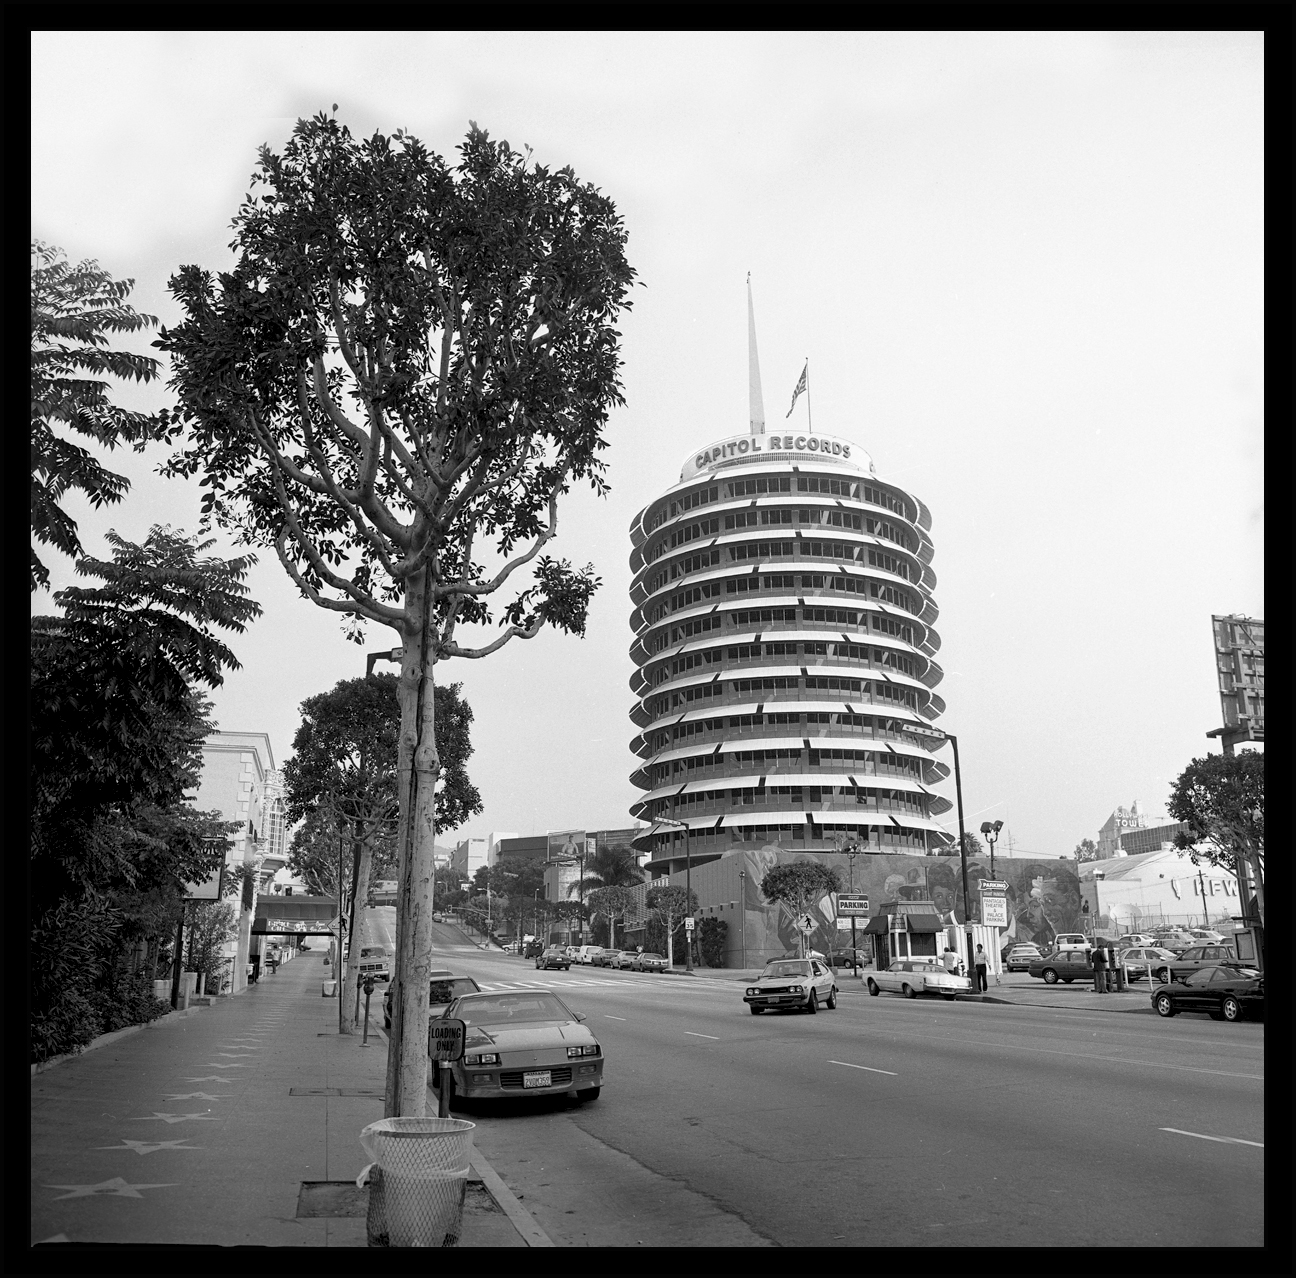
428;1018;466;1062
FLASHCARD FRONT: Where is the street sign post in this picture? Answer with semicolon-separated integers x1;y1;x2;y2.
429;1018;466;1118
834;894;870;916
795;914;815;933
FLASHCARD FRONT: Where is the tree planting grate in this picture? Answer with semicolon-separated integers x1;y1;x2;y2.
297;1181;368;1218
289;1087;385;1097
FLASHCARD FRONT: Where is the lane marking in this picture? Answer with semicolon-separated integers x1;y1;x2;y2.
605;1015;627;1021
684;1031;720;1040
838;1019;1264;1080
830;1060;898;1076
1160;1127;1263;1148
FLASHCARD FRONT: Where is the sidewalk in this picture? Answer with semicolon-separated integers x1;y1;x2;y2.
30;949;527;1248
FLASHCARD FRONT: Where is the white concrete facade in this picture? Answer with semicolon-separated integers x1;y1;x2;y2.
192;731;275;993
627;430;951;877
1079;846;1244;932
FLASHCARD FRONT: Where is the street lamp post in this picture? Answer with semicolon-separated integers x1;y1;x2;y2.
738;870;747;969
980;819;1004;883
831;834;865;977
651;814;692;971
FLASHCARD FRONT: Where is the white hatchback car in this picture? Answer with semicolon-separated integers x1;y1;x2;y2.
867;959;972;1000
744;958;838;1014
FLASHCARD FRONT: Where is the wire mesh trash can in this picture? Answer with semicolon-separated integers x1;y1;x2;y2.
359;1117;476;1247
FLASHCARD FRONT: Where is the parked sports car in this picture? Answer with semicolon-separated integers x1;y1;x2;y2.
383;970;481;1030
1151;966;1263;1022
866;959;971;1000
430;990;603;1104
744;957;838;1013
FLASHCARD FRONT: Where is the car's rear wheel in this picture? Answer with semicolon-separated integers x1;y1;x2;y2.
1155;969;1170;983
867;979;880;996
806;990;818;1014
1154;992;1176;1017
1042;969;1059;984
750;1005;762;1015
826;987;838;1009
901;983;916;999
1221;995;1243;1022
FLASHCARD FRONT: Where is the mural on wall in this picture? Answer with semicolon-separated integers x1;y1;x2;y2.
738;846;1086;961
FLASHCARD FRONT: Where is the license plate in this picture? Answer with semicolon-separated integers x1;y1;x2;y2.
523;1070;552;1089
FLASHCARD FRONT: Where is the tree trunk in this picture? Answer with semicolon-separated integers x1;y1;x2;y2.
384;569;441;1118
341;820;374;1033
664;914;674;966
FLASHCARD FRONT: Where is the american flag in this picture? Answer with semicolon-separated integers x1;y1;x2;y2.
785;363;807;418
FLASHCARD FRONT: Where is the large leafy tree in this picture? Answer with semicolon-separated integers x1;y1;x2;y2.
645;884;698;967
1169;751;1265;927
30;241;168;591
759;861;842;958
29;526;257;1059
586;885;636;952
1073;838;1101;864
156;112;634;1116
284;673;481;1030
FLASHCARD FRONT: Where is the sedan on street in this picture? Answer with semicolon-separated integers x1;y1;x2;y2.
609;951;638;969
1166;943;1239;982
383;970;481;1030
1028;950;1096;984
866;959;971;1000
745;957;839;1013
1151;966;1263;1022
431;990;603;1105
1118;947;1179;983
1004;943;1044;972
535;946;572;971
631;951;669;973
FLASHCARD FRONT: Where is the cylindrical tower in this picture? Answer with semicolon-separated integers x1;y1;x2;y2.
627;428;952;877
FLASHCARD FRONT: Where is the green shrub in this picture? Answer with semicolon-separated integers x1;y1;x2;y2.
699;917;728;967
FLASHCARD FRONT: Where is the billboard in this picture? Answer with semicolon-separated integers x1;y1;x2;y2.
1210;614;1264;744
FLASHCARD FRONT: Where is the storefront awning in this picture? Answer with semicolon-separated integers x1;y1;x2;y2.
862;916;889;935
905;914;943;933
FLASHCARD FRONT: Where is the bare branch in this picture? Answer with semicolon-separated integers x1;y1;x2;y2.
441;616;544;660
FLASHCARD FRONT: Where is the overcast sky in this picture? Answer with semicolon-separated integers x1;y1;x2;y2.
31;30;1263;858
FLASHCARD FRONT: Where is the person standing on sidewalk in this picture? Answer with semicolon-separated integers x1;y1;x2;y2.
973;944;989;992
1092;943;1109;993
942;947;959;975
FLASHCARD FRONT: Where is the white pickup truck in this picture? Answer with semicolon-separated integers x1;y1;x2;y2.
357;945;391;982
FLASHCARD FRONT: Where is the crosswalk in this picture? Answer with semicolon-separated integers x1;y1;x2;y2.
475;975;740;994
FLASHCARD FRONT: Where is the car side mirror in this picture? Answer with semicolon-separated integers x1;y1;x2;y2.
575;1012;587;1022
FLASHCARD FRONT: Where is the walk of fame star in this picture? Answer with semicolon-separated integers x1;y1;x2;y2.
95;1139;202;1155
130;1112;219;1124
44;1177;177;1199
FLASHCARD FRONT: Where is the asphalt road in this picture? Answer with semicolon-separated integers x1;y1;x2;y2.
364;911;1265;1248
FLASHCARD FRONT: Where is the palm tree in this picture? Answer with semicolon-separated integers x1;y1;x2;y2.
566;843;644;898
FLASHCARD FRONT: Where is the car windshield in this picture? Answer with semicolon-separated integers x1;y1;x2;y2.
640;953;663;960
429;978;480;1003
762;961;813;977
449;993;573;1025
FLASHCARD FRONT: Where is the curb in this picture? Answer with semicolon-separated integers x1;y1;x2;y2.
30;1001;217;1075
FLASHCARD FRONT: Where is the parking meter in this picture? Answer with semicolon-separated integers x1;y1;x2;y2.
361;974;376;1045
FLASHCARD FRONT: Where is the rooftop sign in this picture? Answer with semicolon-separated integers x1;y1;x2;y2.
680;431;874;482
